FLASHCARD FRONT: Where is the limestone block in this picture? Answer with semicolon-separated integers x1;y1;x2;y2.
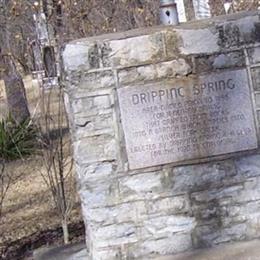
146;195;190;215
72;88;113;100
93;95;111;108
101;32;165;68
79;178;119;208
177;28;219;55
192;0;211;20
78;70;116;91
74;113;114;139
169;160;238;193
235;155;260;178
191;185;244;204
85;201;147;225
243;177;259;190
214;224;247;244
118;65;157;85
118;59;192;85
91;247;122;260
225;202;260;226
62;11;260;259
143;216;196;237
63;42;99;72
217;16;260;48
248;47;260;64
251;67;260;90
257;110;260;126
194;51;245;73
132;234;193;258
193;223;247;247
156;59;192;77
220;203;240;219
71;95;112;117
164;30;182;59
255;93;260;108
76;162;114;183
118;171;163;202
74;134;117;164
236;189;260;203
71;97;93;115
93;223;138;248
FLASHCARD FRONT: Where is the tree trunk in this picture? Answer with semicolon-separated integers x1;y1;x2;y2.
0;0;30;124
3;56;30;123
62;218;69;244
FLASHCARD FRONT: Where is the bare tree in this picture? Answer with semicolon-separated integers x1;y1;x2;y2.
38;86;74;244
0;160;10;259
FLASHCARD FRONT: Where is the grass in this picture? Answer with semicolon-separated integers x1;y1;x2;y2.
0;116;37;161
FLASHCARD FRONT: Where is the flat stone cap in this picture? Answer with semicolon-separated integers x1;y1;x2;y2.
63;11;260;73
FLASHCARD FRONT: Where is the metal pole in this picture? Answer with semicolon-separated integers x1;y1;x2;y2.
160;0;179;25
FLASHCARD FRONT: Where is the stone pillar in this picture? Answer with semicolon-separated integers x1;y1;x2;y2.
63;12;260;260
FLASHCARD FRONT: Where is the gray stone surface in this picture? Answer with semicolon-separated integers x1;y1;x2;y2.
248;46;260;65
34;243;88;260
63;11;260;260
178;28;219;55
118;59;192;86
194;50;245;73
156;239;260;260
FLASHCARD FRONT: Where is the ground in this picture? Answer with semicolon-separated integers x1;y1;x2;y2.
0;77;84;259
0;156;84;259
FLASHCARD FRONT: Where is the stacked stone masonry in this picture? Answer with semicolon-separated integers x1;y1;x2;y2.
63;11;260;260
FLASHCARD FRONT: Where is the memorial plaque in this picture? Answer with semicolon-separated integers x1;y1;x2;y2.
118;69;258;169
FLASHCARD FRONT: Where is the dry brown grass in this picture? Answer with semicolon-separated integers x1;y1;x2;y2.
0;77;83;258
0;156;81;244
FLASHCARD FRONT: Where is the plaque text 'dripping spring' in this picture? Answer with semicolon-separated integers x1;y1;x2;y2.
118;69;258;169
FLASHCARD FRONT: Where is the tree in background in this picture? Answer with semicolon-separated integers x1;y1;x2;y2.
0;0;35;123
38;86;74;244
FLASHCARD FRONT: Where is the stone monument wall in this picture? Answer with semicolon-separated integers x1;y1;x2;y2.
63;11;260;260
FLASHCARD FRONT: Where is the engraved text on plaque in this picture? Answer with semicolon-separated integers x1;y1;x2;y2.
118;69;258;169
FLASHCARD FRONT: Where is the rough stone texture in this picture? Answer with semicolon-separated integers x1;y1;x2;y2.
33;239;260;260
156;239;260;260
63;11;260;260
194;50;245;73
